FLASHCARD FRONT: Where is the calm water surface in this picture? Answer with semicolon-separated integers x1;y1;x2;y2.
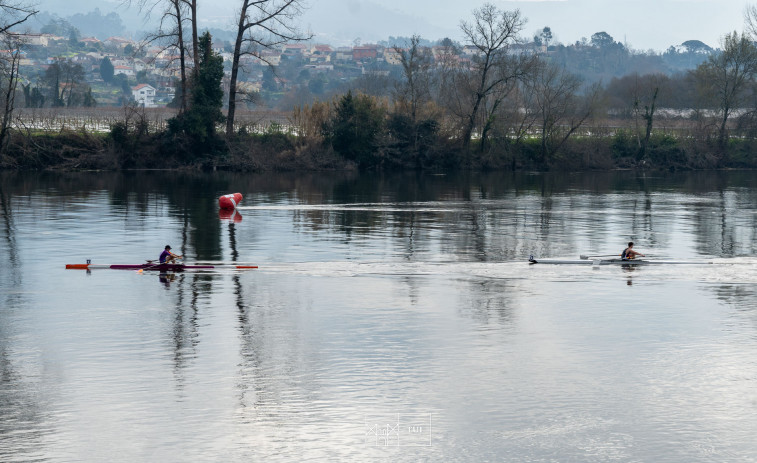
2;170;757;462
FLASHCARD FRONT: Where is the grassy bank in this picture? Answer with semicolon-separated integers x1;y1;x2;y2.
2;127;757;172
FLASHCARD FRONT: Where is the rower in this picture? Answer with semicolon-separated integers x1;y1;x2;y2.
159;245;182;264
621;242;645;260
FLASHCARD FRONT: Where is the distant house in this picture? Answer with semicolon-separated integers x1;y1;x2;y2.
259;50;282;66
133;59;147;72
309;45;333;63
353;45;378;61
80;37;101;46
86;51;106;60
282;43;307;55
105;37;134;50
212;42;226;54
312;44;333;54
132;83;157;107
114;65;134;77
383;49;403;66
19;34;49;46
335;47;352;61
461;45;480;57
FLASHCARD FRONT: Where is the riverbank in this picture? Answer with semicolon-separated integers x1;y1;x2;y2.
2;128;756;171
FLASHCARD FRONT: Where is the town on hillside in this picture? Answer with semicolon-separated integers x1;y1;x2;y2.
10;27;715;112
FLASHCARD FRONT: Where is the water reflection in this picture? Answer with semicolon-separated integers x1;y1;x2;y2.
4;169;757;264
3;170;757;460
159;272;176;288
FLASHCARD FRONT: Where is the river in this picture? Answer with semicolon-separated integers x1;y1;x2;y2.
1;170;757;462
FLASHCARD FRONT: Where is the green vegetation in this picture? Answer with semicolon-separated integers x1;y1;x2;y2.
8;4;757;172
167;32;226;156
326;91;385;167
100;57;114;84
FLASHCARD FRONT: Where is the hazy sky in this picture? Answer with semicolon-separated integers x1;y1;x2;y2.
45;0;748;50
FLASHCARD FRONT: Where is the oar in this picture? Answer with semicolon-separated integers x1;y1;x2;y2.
580;254;619;260
189;261;258;265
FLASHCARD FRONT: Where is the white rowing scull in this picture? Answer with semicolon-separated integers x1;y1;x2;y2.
528;256;712;265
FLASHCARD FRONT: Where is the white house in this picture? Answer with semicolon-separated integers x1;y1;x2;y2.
114;65;135;77
132;83;157;108
133;59;148;72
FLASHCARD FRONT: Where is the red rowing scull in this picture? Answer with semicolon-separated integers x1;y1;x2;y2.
66;263;258;271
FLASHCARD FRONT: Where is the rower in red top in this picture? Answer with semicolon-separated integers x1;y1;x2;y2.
159;245;182;264
621;242;645;260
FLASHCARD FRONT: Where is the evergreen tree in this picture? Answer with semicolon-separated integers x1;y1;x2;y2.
83;87;97;107
262;67;277;92
68;28;80;48
327;91;385;167
168;32;225;150
100;57;114;83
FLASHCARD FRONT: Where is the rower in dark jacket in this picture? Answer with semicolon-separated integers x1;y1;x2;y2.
621;242;645;260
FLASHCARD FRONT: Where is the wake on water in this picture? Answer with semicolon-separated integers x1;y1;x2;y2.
253;258;757;284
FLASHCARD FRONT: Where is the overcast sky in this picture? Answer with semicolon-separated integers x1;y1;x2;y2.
46;0;748;51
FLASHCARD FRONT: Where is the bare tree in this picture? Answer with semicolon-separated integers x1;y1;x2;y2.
458;4;525;150
628;74;668;159
393;35;433;126
745;4;757;39
477;52;537;152
0;1;36;152
226;0;310;136
0;36;22;151
0;0;37;36
695;31;757;148
391;35;436;154
129;0;191;110
525;61;599;162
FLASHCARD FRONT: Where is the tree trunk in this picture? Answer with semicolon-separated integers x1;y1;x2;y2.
719;108;729;148
226;53;242;136
175;1;188;111
189;0;199;72
0;48;20;152
226;0;250;136
462;94;483;151
540;120;549;163
640;87;658;160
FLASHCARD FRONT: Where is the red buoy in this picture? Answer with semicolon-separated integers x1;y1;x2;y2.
219;193;243;210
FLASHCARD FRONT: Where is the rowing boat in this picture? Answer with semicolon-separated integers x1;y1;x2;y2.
528;256;711;265
66;262;258;271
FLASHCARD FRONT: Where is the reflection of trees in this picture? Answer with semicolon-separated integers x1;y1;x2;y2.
0;348;50;462
0;184;48;460
690;188;757;257
710;285;757;336
458;279;519;328
273;170;757;261
0;180;20;294
233;282;316;415
5;169;757;265
169;273;194;390
108;173;225;260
